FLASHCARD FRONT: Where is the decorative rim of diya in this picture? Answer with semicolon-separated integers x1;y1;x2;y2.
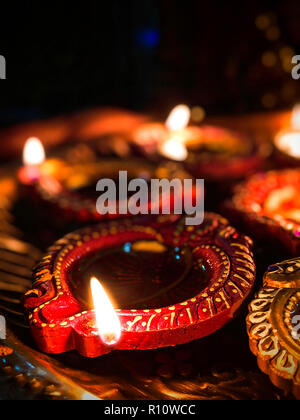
227;169;300;255
35;158;192;223
23;213;256;358
247;257;300;399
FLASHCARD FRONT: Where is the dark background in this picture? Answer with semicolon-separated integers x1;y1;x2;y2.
0;0;300;127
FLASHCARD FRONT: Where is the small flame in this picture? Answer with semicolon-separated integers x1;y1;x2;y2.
159;136;188;161
90;277;121;346
23;137;46;166
165;105;191;132
292;104;300;130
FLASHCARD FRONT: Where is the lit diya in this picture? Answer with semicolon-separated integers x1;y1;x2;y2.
133;105;262;182
247;257;300;400
274;104;300;166
18;137;195;225
23;214;255;358
227;169;300;255
132;104;191;158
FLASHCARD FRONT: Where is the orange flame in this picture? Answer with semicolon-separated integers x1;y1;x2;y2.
160;105;191;160
90;277;121;346
23;137;46;166
165;105;191;131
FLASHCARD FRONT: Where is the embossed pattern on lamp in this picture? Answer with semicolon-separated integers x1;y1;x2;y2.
247;257;300;400
23;214;256;358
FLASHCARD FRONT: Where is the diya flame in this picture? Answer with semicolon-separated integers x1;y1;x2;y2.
23;137;46;167
90;277;122;346
159;105;191;161
18;137;46;184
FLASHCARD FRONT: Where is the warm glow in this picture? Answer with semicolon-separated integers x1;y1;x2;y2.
159;136;188;161
90;277;121;346
291;104;300;130
276;132;300;158
275;104;300;158
23;137;46;166
165;105;191;132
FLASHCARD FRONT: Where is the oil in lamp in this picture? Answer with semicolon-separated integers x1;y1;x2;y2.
274;104;300;166
247;257;300;400
226;169;300;255
23;214;255;358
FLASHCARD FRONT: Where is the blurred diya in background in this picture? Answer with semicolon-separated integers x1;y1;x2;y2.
18;137;196;226
179;126;263;182
133;105;264;182
274;104;300;167
227;169;300;255
247;257;300;400
132;104;191;157
23;214;255;358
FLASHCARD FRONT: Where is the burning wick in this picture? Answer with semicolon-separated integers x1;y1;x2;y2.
275;104;300;159
159;105;191;161
90;277;122;346
19;137;46;184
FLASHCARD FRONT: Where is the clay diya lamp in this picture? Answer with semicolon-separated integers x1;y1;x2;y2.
132;105;263;183
23;213;255;358
274;104;300;167
159;124;263;182
18;138;196;227
247;257;300;399
226;169;300;255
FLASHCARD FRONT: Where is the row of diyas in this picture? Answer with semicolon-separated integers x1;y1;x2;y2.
17;137;198;226
18;103;300;189
14;105;300;400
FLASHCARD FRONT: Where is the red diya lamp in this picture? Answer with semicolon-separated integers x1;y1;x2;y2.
226;169;300;255
274;104;300;167
23;214;255;358
133;105;263;182
17;137;197;226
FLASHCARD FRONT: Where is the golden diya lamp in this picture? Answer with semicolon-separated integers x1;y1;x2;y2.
274;104;300;167
247;257;300;400
23;214;255;358
226;169;300;255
